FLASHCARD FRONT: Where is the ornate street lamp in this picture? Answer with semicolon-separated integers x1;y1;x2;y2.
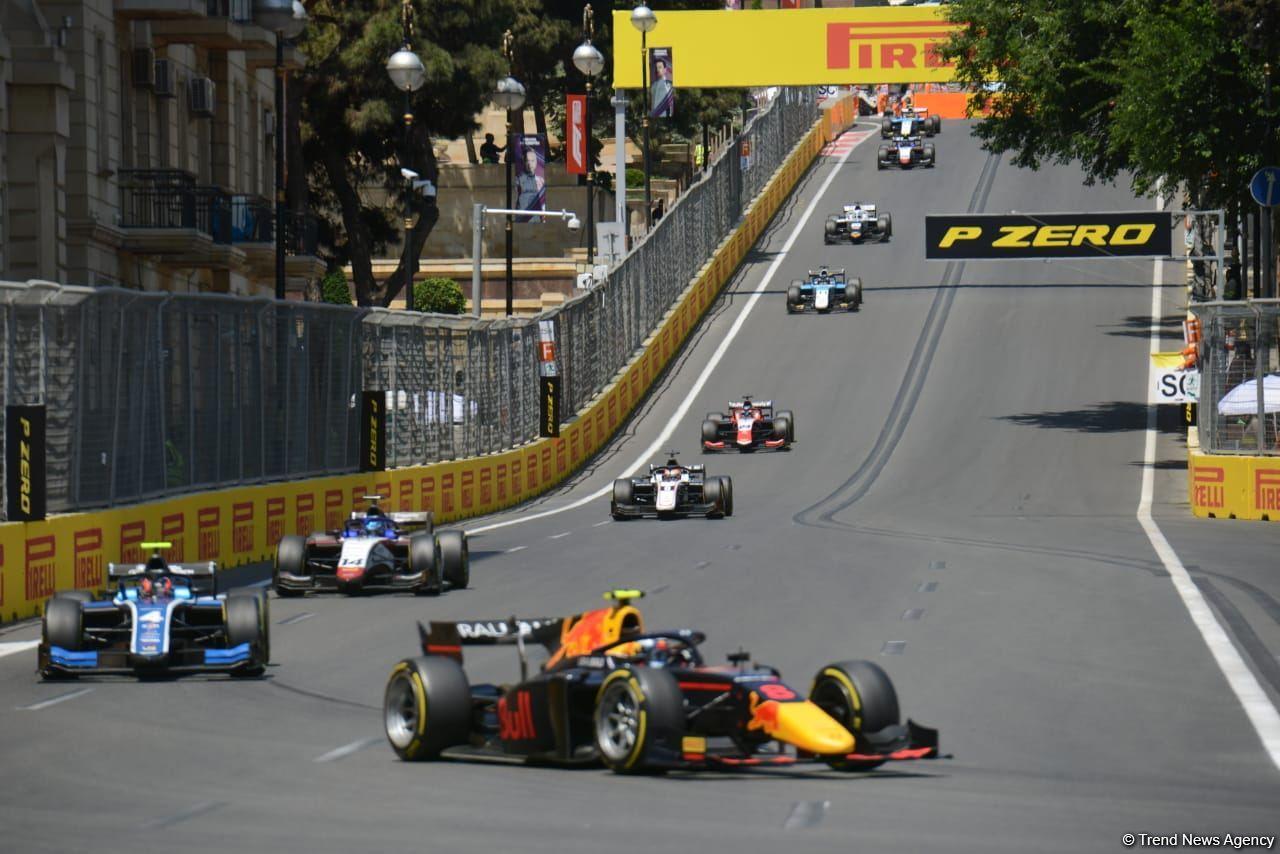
629;3;657;230
573;6;604;266
386;0;427;311
492;31;527;316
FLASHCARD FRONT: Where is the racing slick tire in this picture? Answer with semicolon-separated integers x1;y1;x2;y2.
930;115;941;135
880;118;892;138
823;218;838;244
775;410;795;444
705;412;726;422
384;656;472;761
226;594;267;677
229;589;271;665
703;477;726;519
594;666;685;774
410;533;442;596
810;659;900;771
54;590;95;604
876;145;890;169
437;530;469;590
44;596;84;651
844;277;863;310
718;476;734;517
273;535;308;597
877;213;892;241
611;479;634;520
923;143;936;167
701;419;721;446
786;283;802;313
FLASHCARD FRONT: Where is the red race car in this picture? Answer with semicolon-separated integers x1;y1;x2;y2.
702;397;794;452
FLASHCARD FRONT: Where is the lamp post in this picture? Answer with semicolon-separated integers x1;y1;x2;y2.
386;0;427;311
493;31;526;316
630;4;656;230
472;205;580;318
573;7;604;267
253;0;307;300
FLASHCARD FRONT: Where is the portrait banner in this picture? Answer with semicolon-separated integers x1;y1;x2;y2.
649;48;674;118
513;134;547;221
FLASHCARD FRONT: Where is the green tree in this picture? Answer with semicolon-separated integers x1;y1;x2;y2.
319;269;352;305
942;0;1280;208
298;0;517;307
413;277;468;314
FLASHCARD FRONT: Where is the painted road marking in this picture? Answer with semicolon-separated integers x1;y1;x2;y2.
505;545;528;554
18;688;94;711
278;612;314;626
902;608;925;621
549;531;572;540
467;124;881;536
881;641;906;655
592;520;612;527
1139;191;1280;770
145;801;225;830
929;560;946;570
314;736;383;763
783;800;830;830
0;640;39;659
917;582;938;593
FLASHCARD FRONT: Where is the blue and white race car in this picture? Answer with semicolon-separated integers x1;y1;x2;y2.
38;543;269;679
786;267;863;313
877;127;936;170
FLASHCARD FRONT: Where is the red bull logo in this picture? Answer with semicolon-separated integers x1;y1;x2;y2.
74;528;104;590
498;690;537;741
747;693;782;736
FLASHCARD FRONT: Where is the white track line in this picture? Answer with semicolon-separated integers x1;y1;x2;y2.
469;127;877;536
548;531;571;540
313;736;383;763
18;688;93;711
0;640;39;659
1137;187;1280;770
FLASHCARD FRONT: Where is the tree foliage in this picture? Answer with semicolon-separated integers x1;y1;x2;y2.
413;277;468;314
319;269;352;305
943;0;1280;207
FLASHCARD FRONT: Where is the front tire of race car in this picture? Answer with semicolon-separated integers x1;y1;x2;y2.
823;218;838;244
410;533;442;596
273;535;307;598
437;530;469;590
775;411;795;444
229;589;271;665
226;594;267;677
703;476;725;519
718;476;734;517
612;479;634;520
701;419;720;447
594;667;685;774
44;597;84;651
844;278;863;310
878;213;892;241
810;660;900;771
786;283;802;313
385;656;472;761
930;115;941;135
923;144;936;167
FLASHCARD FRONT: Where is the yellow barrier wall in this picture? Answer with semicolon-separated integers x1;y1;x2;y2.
1189;446;1280;522
0;103;848;624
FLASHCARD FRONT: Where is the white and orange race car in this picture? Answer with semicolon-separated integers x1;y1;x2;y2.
701;397;795;452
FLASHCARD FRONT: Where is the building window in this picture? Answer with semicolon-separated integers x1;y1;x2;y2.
96;35;109;175
119;48;133;168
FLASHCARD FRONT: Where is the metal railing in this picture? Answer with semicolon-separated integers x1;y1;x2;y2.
1193;300;1280;454
0;88;819;516
119;170;232;245
208;0;253;23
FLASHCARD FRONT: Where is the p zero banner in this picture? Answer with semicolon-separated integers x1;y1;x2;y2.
612;8;957;88
925;212;1174;261
539;376;561;439
566;95;587;176
6;405;46;521
360;391;386;472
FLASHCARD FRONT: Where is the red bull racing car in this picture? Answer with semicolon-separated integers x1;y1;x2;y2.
273;496;468;596
383;590;940;774
702;397;794;452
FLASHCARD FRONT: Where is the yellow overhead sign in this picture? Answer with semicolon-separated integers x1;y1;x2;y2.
612;7;958;88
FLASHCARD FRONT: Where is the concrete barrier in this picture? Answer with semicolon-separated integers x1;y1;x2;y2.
0;101;849;624
1188;430;1280;521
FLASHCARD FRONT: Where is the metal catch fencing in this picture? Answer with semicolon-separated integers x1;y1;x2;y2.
0;87;819;517
1193;299;1280;454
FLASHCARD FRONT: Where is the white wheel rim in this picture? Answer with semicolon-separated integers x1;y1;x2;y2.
385;673;420;749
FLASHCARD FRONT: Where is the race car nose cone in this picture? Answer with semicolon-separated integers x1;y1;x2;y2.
336;566;365;583
766;700;856;755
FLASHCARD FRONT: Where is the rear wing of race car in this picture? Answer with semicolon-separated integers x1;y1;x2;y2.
419;617;560;663
727;399;774;409
348;509;434;532
108;560;218;595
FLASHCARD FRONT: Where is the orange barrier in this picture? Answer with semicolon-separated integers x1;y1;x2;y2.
0;102;849;624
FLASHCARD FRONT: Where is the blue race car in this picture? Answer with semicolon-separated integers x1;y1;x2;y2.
786;267;863;313
880;110;940;138
38;543;269;679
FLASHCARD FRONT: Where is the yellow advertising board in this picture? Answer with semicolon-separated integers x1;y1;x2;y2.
612;7;958;88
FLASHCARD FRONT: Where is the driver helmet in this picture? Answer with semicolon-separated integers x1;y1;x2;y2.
365;517;389;537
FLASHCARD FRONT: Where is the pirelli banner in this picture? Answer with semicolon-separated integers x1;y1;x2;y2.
925;212;1174;261
612;7;958;88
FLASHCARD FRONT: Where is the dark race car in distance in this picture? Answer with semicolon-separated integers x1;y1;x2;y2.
786;266;862;313
273;496;468;597
383;590;940;774
881;109;940;138
823;204;892;245
611;454;732;519
702;397;794;452
38;542;269;679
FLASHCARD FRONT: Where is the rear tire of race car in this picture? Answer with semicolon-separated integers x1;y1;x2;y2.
701;419;720;446
786;283;802;314
880;118;892;138
878;213;892;240
410;533;441;596
703;477;725;519
810;659;900;771
595;667;686;774
718;476;734;517
273;535;307;598
226;594;266;677
612;479;634;520
384;656;472;761
437;530;469;590
931;115;941;135
44;596;84;651
774;412;794;444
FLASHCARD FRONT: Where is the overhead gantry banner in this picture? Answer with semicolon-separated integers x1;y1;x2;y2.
611;7;958;88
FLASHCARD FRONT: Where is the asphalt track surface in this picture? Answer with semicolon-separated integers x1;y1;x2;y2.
3;122;1279;853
